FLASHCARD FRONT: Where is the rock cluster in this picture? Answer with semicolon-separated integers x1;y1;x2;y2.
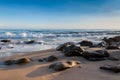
56;42;84;57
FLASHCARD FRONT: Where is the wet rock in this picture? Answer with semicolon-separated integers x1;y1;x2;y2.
4;60;16;66
98;42;106;47
56;42;75;51
38;55;58;62
106;46;119;50
100;64;120;73
1;40;11;43
38;59;44;62
95;50;110;57
82;50;110;61
63;45;84;57
24;40;35;44
56;44;66;51
79;40;93;47
103;36;120;46
15;58;31;64
49;61;81;71
46;55;58;62
64;50;82;57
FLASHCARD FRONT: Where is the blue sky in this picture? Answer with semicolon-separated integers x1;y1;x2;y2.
0;0;120;29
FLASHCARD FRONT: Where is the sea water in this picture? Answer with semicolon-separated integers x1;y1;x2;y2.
0;29;120;57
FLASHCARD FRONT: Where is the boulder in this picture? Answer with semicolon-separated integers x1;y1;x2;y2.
98;42;106;47
15;58;31;64
38;55;58;62
56;42;75;51
103;36;120;46
79;40;93;47
45;55;58;62
4;60;16;66
63;45;84;57
24;40;35;44
1;40;11;43
82;50;110;61
49;61;81;71
100;64;120;73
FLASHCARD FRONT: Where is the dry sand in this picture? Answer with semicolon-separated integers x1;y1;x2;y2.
0;48;120;80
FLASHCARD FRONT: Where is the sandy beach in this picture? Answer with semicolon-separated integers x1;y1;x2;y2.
0;47;120;80
0;0;120;79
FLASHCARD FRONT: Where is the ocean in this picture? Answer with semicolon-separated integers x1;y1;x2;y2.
0;29;120;58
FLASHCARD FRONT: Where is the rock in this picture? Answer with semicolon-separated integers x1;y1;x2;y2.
63;44;76;53
49;61;81;71
15;58;31;64
100;64;120;73
82;50;110;61
64;50;82;57
56;42;84;57
46;55;58;62
1;40;11;43
56;42;75;51
79;40;93;47
63;45;84;57
4;60;16;66
24;40;35;44
98;42;106;47
38;59;44;62
56;44;65;51
38;55;58;62
103;36;120;46
106;46;119;50
95;50;110;57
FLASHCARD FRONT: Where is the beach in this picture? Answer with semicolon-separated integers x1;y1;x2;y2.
0;0;120;79
0;47;120;80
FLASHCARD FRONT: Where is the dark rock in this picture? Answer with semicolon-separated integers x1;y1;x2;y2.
98;42;106;47
95;50;110;57
100;64;120;73
45;55;58;62
63;45;84;57
38;59;44;62
79;40;93;47
82;50;110;61
56;42;75;51
15;58;31;64
1;40;11;43
106;46;119;50
4;60;16;66
63;44;76;53
49;61;81;71
64;50;82;57
38;55;58;62
103;36;120;46
24;40;35;44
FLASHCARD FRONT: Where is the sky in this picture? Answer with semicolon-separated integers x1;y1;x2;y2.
0;0;120;29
